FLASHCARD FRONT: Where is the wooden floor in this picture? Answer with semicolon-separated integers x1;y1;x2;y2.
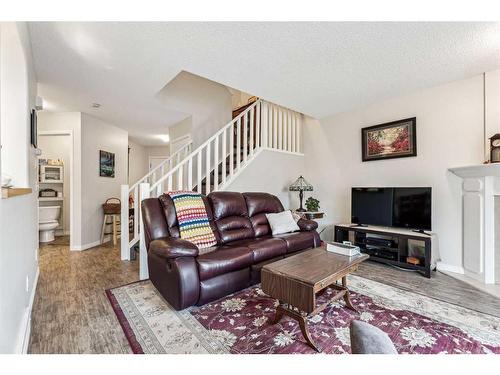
357;261;500;317
29;237;139;354
28;238;500;353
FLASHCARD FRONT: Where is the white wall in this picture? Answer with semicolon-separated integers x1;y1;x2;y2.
38;134;72;234
128;140;148;185
146;145;170;158
486;70;500;160
0;22;29;187
80;113;128;248
157;71;232;148
0;22;39;353
169;117;192;142
224;149;305;210
303;75;486;269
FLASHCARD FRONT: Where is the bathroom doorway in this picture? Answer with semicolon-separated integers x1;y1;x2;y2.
37;130;74;247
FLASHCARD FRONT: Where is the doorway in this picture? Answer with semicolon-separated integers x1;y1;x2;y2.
37;130;74;247
149;156;169;171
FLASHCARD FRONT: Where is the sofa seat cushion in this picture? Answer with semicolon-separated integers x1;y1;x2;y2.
274;231;316;253
196;246;253;281
225;236;287;263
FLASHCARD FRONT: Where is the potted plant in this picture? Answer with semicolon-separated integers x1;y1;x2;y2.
304;197;323;219
305;197;320;212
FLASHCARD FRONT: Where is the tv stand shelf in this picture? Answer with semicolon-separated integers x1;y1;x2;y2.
334;224;432;278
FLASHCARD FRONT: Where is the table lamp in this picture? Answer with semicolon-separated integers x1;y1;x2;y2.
289;175;313;212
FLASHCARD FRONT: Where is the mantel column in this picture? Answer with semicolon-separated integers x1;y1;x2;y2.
462;176;495;284
462;178;484;279
484;176;496;284
449;164;500;285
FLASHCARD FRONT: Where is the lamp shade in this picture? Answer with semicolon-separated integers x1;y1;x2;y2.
289;175;313;192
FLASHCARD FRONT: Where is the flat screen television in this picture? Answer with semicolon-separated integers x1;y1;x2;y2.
351;187;432;230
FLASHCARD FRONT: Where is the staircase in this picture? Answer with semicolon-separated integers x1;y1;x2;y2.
120;99;304;279
119;141;193;259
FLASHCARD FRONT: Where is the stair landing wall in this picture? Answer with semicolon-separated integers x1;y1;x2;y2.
222;149;305;210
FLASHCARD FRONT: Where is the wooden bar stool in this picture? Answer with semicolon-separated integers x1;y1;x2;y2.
101;198;121;246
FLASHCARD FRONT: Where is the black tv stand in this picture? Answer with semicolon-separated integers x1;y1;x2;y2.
412;229;431;236
334;224;432;278
350;223;368;228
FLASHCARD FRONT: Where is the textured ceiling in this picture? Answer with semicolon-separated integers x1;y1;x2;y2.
29;22;500;145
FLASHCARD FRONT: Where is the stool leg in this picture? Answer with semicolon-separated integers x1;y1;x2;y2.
101;214;108;244
112;215;117;246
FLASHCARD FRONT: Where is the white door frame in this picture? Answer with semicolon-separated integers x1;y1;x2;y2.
148;155;170;171
38;130;74;249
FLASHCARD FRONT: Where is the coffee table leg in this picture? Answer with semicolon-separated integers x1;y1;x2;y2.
298;314;321;352
273;304;285;324
272;303;321;352
342;276;358;312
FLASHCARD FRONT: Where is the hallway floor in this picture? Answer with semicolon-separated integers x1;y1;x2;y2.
28;237;500;353
29;237;139;353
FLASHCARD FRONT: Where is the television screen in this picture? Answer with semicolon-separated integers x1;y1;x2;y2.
392;188;432;230
351;188;393;227
351;187;431;230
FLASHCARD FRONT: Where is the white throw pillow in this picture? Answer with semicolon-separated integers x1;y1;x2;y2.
266;210;300;235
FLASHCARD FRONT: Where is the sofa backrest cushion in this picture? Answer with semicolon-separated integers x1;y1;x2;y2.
243;192;284;237
208;191;255;244
158;193;220;243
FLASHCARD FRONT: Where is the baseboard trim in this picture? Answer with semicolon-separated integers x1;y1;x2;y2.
16;266;39;354
436;261;465;275
71;237;110;251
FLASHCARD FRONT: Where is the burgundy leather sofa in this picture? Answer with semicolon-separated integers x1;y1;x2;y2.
141;191;321;310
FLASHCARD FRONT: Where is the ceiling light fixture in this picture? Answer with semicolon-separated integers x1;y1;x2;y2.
91;103;101;108
157;134;170;143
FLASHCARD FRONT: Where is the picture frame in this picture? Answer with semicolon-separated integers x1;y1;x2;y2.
99;150;115;178
361;117;417;162
30;109;37;148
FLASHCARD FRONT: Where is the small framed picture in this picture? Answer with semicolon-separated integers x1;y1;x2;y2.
30;109;37;148
362;117;417;162
99;150;115;178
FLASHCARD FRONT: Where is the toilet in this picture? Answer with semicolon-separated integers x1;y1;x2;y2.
39;206;61;243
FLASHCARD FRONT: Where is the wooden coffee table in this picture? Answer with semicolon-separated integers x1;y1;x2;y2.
261;247;369;352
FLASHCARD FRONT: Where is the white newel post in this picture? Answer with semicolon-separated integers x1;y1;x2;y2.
139;182;151;280
120;184;130;261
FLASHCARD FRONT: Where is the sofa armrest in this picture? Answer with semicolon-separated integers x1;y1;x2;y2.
149;237;199;259
297;218;318;231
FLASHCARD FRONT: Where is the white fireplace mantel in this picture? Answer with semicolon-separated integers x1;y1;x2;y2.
449;164;500;284
449;163;500;179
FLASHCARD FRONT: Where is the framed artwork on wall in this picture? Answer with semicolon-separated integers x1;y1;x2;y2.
99;150;115;178
361;117;417;162
30;109;37;148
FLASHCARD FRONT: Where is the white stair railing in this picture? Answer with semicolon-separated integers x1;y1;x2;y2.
134;99;303;279
120;141;192;260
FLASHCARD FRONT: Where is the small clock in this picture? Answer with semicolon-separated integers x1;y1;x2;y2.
490;134;500;163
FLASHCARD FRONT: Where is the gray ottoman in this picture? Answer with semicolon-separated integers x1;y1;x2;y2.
349;320;398;354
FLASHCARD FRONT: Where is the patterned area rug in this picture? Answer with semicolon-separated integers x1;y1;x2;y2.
106;276;500;354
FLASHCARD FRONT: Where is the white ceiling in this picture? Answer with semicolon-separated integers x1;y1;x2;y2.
29;22;500;145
